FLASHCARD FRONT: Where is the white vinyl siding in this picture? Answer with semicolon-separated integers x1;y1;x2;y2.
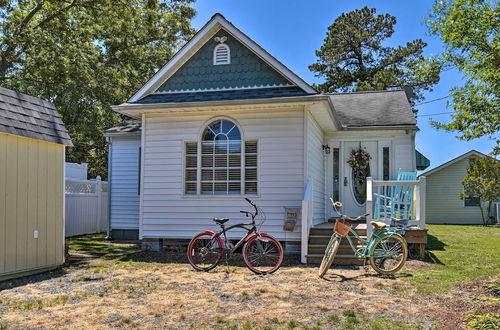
306;112;325;225
425;157;483;224
392;134;415;175
141;109;304;240
109;136;141;229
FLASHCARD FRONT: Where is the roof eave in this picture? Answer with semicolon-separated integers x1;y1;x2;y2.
340;124;418;131
418;150;488;177
104;131;142;138
112;94;329;117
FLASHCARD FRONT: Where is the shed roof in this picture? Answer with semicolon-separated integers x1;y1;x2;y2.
0;87;73;146
328;90;417;128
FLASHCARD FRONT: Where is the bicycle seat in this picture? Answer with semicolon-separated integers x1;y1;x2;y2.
213;218;229;225
370;221;387;229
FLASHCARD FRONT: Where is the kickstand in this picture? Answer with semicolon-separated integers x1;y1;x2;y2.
362;258;370;273
224;254;230;274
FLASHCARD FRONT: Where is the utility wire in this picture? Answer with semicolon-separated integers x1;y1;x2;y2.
417;111;454;117
414;95;451;106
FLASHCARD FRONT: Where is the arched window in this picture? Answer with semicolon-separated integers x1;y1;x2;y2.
184;119;258;195
202;120;240;194
213;44;230;65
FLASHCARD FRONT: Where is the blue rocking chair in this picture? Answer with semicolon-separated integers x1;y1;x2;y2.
373;169;417;221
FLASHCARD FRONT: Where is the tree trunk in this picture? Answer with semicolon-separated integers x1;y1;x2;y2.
486;201;492;225
479;201;486;226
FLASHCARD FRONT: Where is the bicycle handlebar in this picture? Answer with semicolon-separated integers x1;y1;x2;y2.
242;198;258;218
342;213;370;222
329;198;369;221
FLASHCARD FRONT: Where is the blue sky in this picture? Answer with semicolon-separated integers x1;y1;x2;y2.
192;0;497;171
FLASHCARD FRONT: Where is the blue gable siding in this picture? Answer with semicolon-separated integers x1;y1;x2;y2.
156;29;293;93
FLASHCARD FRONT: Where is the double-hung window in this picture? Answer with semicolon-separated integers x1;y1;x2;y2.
184;119;258;195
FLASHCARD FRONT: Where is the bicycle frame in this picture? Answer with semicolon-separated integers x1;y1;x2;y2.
207;198;266;254
211;221;262;253
331;225;404;259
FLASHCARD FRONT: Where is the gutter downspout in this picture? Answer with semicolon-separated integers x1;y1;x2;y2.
106;136;113;240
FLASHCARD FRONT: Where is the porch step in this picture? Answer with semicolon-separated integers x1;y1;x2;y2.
310;222;367;236
308;243;365;255
308;234;367;245
306;254;365;265
307;221;368;266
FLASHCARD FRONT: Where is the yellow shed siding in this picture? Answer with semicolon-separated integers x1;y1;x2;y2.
425;157;483;224
0;133;65;279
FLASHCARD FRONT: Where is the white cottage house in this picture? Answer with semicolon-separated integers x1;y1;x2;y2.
105;14;429;263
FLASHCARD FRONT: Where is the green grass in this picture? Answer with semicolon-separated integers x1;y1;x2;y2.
66;233;140;259
466;310;500;329
404;225;500;294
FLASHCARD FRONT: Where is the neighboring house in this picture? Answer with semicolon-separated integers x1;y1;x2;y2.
419;150;492;225
105;14;428;254
0;87;73;281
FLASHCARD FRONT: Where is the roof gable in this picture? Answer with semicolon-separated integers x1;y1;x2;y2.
156;28;293;93
0;87;73;146
419;150;487;177
128;13;316;103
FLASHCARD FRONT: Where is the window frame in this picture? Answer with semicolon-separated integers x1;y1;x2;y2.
463;158;480;207
463;189;480;207
382;146;390;181
182;119;259;197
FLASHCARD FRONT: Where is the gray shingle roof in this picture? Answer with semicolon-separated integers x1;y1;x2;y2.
105;120;142;135
133;86;309;104
0;87;73;146
328;90;417;128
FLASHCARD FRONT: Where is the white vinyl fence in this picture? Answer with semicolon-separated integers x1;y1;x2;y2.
65;177;108;237
65;162;88;180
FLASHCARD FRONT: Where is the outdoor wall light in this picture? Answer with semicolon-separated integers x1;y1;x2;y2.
322;145;331;154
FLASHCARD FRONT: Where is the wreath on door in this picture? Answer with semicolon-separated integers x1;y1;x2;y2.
347;148;371;204
347;148;371;170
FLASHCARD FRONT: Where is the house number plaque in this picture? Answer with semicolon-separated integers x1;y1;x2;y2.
283;207;300;231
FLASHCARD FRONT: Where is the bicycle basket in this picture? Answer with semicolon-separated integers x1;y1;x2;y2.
334;219;352;237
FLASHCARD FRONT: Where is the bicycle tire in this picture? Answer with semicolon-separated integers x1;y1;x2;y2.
187;231;223;271
369;234;408;275
243;234;283;275
318;236;340;278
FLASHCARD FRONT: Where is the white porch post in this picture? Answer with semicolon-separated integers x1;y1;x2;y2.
301;180;313;264
366;177;373;238
300;200;309;264
416;176;426;229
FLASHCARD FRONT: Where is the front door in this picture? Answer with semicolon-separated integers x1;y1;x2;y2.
341;141;378;217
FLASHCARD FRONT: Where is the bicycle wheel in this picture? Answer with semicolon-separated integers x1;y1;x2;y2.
187;232;223;271
369;234;408;275
243;234;283;275
318;236;340;278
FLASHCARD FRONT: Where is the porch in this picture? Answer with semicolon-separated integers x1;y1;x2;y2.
301;176;428;264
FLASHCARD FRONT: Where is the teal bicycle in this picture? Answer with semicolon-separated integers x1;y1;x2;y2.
319;198;408;278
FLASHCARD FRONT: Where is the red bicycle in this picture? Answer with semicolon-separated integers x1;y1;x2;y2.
187;198;283;275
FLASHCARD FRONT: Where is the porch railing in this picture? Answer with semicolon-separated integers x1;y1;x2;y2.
366;176;426;235
301;179;313;264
